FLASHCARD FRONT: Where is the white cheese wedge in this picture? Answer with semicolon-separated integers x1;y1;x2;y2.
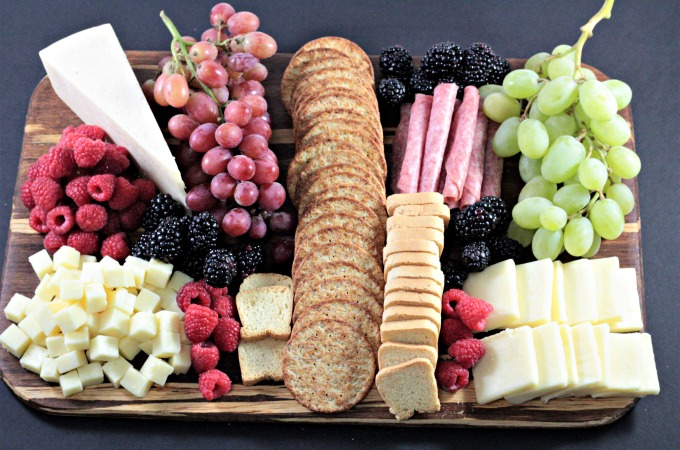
546;322;601;399
609;268;643;332
463;259;519;331
636;333;660;396
562;259;598;325
551;261;567;323
39;24;186;206
591;257;622;324
591;332;641;398
472;326;538;405
511;259;553;327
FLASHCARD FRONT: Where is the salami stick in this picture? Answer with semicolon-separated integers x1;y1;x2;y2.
460;107;488;208
396;94;432;193
480;120;503;198
418;83;458;192
390;103;412;193
437;99;463;194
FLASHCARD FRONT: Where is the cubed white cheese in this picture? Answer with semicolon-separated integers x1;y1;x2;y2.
134;288;161;313
140;354;174;386
59;370;84;397
145;259;174;289
98;308;130;338
29;249;53;279
168;271;193;292
170;344;191;375
20;343;49;374
152;332;180;358
86;312;100;336
463;259;519;331
34;273;58;301
156;288;178;311
88;335;119;362
103;264;126;288
5;293;32;323
64;327;90;351
178;321;190;345
80;254;97;267
80;262;104;284
84;282;108;314
56;349;88;374
40;356;60;383
60;280;84;302
46;334;69;358
53;304;88;334
18;314;47;346
53;246;81;270
25;295;50;316
0;324;32;357
76;362;104;387
49;267;79;291
111;289;136;315
33;303;60;336
118;336;141;360
138;340;154;355
129;311;158;342
102;357;132;388
120;368;153;398
156;311;181;333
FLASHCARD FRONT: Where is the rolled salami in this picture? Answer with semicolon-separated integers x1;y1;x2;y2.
480;120;503;198
390;103;413;193
418;83;458;192
396;94;433;193
437;99;463;194
442;86;480;203
460;107;488;208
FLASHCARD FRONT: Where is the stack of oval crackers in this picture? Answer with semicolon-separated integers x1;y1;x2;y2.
280;37;388;413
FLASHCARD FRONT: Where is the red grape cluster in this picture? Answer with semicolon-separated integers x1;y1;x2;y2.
145;3;288;240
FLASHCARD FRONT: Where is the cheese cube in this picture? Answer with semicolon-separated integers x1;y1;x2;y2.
80;254;97;267
121;368;153;397
138;340;153;355
53;245;81;270
18;314;47;346
5;293;31;323
123;268;137;288
609;268;643;332
163;301;184;317
156;287;177;310
168;271;193;292
170;344;191;375
178;321;190;345
152;332;180;358
86;312;100;336
118;336;141;360
35;274;59;301
29;249;53;279
103;264;126;288
134;288;161;313
472;326;539;405
53;304;88;333
25;295;50;316
20;343;49;374
102;357;132;388
551;261;568;323
156;311;181;333
591;257;622;324
64;327;90;351
145;259;173;288
88;335;119;362
124;256;149;271
637;333;660;396
56;349;88;374
563;259;598;325
547;322;601;398
32;303;59;336
592;332;641;398
60;280;84;302
140;355;174;386
511;259;553;327
463;259;519;331
98;308;130;338
40;357;60;383
99;255;119;268
111;289;136;315
46;335;69;358
80;262;104;284
77;362;104;387
49;266;79;290
129;312;158;342
84;283;108;314
59;370;84;397
123;258;147;288
0;324;32;357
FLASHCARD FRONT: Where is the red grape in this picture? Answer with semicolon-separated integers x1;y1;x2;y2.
222;208;251;237
234;181;259;206
240;94;267;117
268;211;297;234
168;114;200;140
215;122;243;149
215;50;229;66
197;60;229;88
186;92;220;124
164;74;190;108
158;56;172;71
234;80;265;98
243;63;268;82
210;3;236;27
243;32;277;59
186;183;219;212
189;123;219;152
226;53;259;72
175;143;202;170
259;112;272;124
258;182;286;211
201;146;233;175
183;163;212;188
142;79;155;103
224;100;252;127
201;27;228;43
213;86;230;104
242;117;272;140
209;205;229;225
258;149;278;164
210;172;237;199
227;12;260;35
227;155;256;181
247;214;267;239
174;36;197;53
251;158;279;184
271;236;294;264
226;68;243;82
189;41;218;63
239;134;268;159
153;74;170;106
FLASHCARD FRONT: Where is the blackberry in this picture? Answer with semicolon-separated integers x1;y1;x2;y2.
378;78;407;107
452;204;496;242
460;48;490;87
188;212;219;252
487;236;523;265
142;193;184;231
461;241;490;273
408;69;436;95
149;216;188;263
235;243;263;278
479;196;511;234
379;46;413;80
131;230;153;260
442;259;468;291
487;55;511;85
468;42;494;56
421;42;462;81
203;249;238;287
178;250;207;279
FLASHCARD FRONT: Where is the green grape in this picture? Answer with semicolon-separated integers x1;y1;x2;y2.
519;154;543;182
603;79;632;110
547;57;576;79
553;184;591;214
582;233;602;258
578;158;608;191
552;44;576;62
589;198;624;240
517;119;550;158
479;84;505;99
525;52;551;74
512;197;553;229
536;76;578;116
528;104;549;122
610;173;622;183
544;113;577;143
573;102;592;128
564;217;594;256
605;182;635;215
532;227;564;261
591;114;631;146
563;173;581;185
518;176;557;202
483;92;522;123
507;220;537;247
540;206;568;231
541;135;586;183
503;69;540;99
579;80;618;122
606;145;641;179
581;67;597;81
492;117;521;157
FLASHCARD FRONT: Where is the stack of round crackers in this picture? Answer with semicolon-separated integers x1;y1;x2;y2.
280;37;387;413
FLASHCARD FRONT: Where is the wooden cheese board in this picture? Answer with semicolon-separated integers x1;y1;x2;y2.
0;51;644;427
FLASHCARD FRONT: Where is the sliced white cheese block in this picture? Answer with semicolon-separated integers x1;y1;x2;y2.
551;261;567;323
562;259;598;325
39;24;186;206
463;259;519;331
472;326;538;405
609;268;643;332
542;324;579;402
546;322;601;399
591;332;641;398
591;257;622;324
636;333;660;396
575;323;610;396
511;259;553;327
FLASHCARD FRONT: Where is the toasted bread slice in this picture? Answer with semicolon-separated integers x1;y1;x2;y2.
386;265;445;288
382;305;441;331
386;193;444;215
236;286;293;342
392;203;452;228
387;228;444;255
375;358;441;421
386;215;445;233
382;239;440;263
384;252;441;279
383;291;441;313
238;337;287;386
380;319;440;348
384;277;444;298
240;273;293;292
378;342;438;369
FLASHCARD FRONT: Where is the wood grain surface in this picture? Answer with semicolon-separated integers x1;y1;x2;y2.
0;52;642;426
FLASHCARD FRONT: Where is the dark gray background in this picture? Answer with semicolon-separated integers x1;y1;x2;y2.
1;0;678;448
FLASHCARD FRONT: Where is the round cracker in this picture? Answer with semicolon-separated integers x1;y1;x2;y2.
294;118;382;151
297;183;387;225
293;226;381;273
294;260;384;303
292;67;373;112
295;212;382;255
293;85;378;120
296;164;385;207
293;276;383;323
292;36;374;80
294;108;383;151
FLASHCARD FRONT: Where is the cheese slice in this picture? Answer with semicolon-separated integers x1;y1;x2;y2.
592;332;641;398
591;257;622;324
609;268;643;332
511;259;553;327
576;323;610;396
562;259;598;325
547;322;601;398
39;24;186;206
463;259;519;331
551;261;568;323
636;333;660;396
541;324;579;402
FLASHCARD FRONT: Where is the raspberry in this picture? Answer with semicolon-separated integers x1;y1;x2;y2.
75;124;106;141
120;202;147;231
30;177;64;211
29;207;49;233
198;279;228;299
67;231;100;255
73;137;106;168
440;318;473;347
28;154;54;180
57;132;87;150
211;295;235;318
448;338;486;369
75;204;108;232
61;125;76;137
190;341;220;374
212;317;240;353
47;146;76;179
176;282;212;312
442;289;469;319
65;176;92;206
93;145;130;175
133;179;157;203
87;174;116;202
100;232;131;261
185;304;219;343
44;230;67;253
108;143;129;159
21;180;35;209
198;369;231;401
435;360;469;393
46;206;76;235
455;295;494;332
108;177;139;211
100;211;121;236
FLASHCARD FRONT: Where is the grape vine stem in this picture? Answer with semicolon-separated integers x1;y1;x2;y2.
573;0;615;79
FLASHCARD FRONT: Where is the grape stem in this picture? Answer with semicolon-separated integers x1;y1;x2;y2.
572;0;615;79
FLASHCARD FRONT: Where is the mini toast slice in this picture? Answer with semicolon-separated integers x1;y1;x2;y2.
382;305;442;332
386;193;444;215
383;239;440;263
386;215;445;233
375;357;441;421
238;337;287;386
386;266;445;288
378;342;438;369
380;319;439;348
240;273;293;292
384;252;441;279
236;286;293;342
392;203;451;228
387;228;444;255
384;277;444;298
383;291;442;313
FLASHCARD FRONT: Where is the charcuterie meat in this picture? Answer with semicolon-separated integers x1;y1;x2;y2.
480;120;503;198
460;107;488;208
390;103;412;193
396;94;433;193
